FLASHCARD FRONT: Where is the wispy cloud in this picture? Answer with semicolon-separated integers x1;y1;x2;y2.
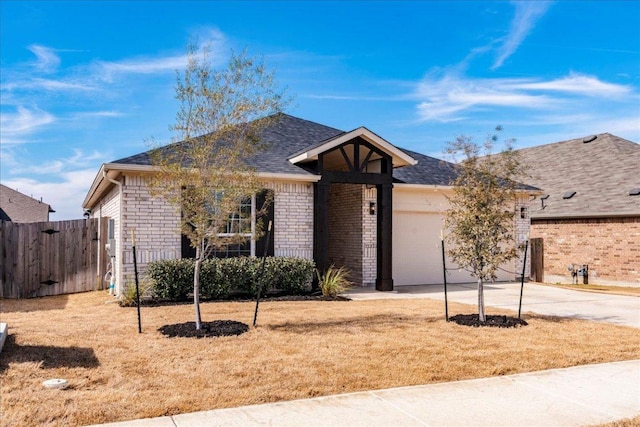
492;2;552;69
507;73;631;97
28;44;61;73
3;77;99;92
414;69;635;123
0;106;55;144
8;149;108;175
97;54;189;77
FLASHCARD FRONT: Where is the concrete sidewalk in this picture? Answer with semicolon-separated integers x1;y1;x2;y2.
348;282;640;328
91;360;640;427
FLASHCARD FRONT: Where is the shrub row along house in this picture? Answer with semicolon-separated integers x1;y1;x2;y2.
83;114;535;295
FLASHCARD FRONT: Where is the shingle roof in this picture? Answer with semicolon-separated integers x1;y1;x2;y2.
113;113;460;186
0;184;54;222
514;133;640;218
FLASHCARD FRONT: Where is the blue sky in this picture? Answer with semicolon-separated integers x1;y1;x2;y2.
1;1;639;220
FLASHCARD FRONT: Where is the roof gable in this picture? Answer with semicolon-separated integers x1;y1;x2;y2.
288;127;417;168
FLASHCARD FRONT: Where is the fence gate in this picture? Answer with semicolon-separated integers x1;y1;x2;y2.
530;238;544;283
0;219;109;298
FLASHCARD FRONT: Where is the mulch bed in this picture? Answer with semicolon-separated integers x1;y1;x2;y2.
158;320;249;338
450;314;528;328
129;293;350;307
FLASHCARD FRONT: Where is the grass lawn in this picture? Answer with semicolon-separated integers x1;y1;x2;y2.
1;291;639;426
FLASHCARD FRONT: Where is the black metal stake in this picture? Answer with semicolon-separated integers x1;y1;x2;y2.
518;239;529;320
131;230;142;333
441;234;449;322
253;221;272;327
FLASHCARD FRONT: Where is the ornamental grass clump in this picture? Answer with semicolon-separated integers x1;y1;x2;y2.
317;265;353;297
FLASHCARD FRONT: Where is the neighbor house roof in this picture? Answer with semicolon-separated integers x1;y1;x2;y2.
515;133;640;219
0;184;55;222
85;114;469;208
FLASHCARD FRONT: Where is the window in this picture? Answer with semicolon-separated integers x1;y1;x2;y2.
181;194;257;258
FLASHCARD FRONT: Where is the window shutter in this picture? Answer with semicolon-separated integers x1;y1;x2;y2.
256;189;275;257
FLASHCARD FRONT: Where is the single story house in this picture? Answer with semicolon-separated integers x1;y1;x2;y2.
0;184;55;223
82;114;534;295
516;133;640;286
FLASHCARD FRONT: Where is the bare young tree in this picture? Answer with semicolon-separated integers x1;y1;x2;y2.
444;127;525;323
148;43;287;330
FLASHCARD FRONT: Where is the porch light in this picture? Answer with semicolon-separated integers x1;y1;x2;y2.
369;202;376;215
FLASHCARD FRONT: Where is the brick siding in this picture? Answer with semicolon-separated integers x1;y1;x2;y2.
264;181;314;260
531;216;640;286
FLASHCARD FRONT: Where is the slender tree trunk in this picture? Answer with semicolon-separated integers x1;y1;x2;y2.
194;245;203;330
478;277;486;323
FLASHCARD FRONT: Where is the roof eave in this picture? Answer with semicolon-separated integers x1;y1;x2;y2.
82;163;157;209
531;211;640;220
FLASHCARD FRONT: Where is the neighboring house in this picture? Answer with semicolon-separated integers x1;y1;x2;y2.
83;114;533;295
516;133;640;286
0;184;55;222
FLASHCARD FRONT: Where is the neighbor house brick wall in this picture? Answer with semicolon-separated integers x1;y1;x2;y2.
531;216;640;286
119;174;181;292
264;181;314;260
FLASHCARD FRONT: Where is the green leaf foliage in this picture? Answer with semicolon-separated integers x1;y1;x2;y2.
147;257;314;301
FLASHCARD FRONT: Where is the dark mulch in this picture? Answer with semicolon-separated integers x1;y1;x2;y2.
450;314;528;328
127;292;350;307
158;320;249;338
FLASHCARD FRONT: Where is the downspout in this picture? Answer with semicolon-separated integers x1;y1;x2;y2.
103;169;123;297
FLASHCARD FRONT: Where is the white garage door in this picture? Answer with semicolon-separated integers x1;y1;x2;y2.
393;211;446;285
393;211;511;285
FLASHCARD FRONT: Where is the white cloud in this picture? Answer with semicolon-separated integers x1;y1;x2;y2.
2;77;99;93
0;106;55;144
98;54;189;76
414;71;634;123
507;73;632;97
492;2;552;69
2;168;98;220
28;45;61;73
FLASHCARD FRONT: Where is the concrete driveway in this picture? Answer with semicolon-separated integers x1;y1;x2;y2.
347;282;640;328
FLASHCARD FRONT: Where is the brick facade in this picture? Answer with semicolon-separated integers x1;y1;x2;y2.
264;181;314;260
326;183;377;287
514;194;531;279
531;216;640;286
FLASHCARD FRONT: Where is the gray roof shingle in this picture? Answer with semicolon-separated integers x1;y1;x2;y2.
514;133;640;218
113;113;461;186
0;184;54;222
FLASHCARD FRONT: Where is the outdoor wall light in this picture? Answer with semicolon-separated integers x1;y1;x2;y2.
369;202;376;215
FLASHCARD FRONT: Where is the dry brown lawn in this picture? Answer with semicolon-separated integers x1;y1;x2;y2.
1;291;639;427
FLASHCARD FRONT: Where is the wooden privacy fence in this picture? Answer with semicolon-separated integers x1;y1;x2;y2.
0;219;108;298
530;238;544;283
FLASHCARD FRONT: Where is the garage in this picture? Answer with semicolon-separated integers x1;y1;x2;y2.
391;186;512;286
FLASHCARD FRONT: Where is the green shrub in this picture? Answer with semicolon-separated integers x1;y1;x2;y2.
146;256;315;301
146;258;194;300
200;259;231;299
317;265;353;297
271;257;315;294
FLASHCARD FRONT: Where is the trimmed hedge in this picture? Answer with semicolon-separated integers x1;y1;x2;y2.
146;256;315;301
